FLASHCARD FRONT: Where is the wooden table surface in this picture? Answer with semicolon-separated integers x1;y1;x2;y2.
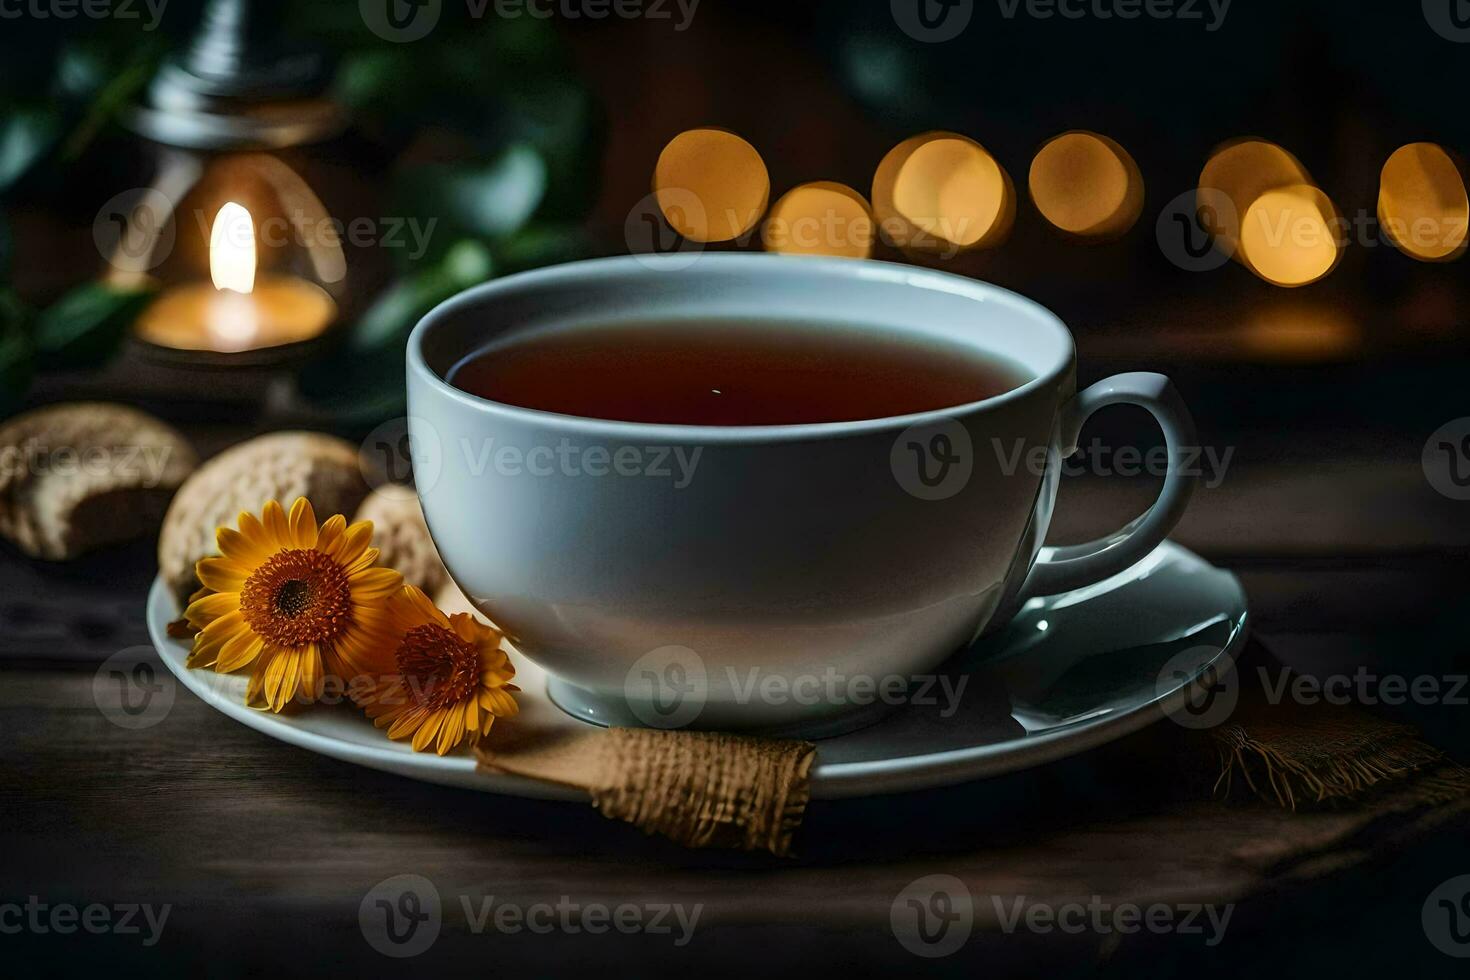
3;410;1469;978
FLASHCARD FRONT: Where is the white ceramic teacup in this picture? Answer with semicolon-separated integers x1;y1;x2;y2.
407;254;1197;735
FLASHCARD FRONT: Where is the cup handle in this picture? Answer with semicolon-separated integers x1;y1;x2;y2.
1018;372;1199;599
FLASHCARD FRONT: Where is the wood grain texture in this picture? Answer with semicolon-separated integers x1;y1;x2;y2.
2;448;1468;974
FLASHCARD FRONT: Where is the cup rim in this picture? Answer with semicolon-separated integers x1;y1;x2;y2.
407;254;1075;443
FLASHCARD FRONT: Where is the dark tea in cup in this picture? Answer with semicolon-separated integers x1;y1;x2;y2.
448;319;1029;426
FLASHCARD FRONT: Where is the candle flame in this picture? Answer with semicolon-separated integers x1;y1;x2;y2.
210;202;256;294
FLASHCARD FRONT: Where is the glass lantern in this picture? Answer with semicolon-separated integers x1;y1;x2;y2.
101;0;388;362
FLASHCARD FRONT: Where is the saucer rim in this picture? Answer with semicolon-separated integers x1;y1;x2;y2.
144;541;1247;801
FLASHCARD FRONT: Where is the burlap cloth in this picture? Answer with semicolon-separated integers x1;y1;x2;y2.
1204;639;1469;809
478;637;1468;856
479;723;814;856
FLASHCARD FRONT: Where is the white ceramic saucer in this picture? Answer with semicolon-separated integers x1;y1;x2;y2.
145;540;1246;800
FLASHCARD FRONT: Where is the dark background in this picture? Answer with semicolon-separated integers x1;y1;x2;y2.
2;1;1469;977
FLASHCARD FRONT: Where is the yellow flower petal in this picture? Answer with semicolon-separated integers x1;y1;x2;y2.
236;511;271;552
388;584;448;630
479;687;519;717
349;567;403;601
196;557;252;593
193;612;246;656
314;514;347;554
219;635;264;674
288;497;319;549
216;527;269;565
437;710;465;755
411;712;444;752
387;706;428;739
330;520;374;565
261;646;294;711
298;643;323;702
185;591;238;626
451;611;498;647
261;500;292;549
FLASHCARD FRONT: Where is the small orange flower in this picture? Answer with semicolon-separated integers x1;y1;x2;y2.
355;586;519;754
184;498;402;712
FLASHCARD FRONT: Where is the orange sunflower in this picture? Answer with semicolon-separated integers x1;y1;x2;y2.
184;498;402;712
355;585;519;754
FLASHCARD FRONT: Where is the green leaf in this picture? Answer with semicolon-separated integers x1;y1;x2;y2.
0;290;34;412
33;282;156;368
395;144;548;250
492;223;596;274
0;211;12;278
0;108;61;196
488;80;603;222
54;40;162;162
348;240;494;353
298;241;496;423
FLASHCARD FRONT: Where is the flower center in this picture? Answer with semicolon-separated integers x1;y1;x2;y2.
239;548;353;648
396;623;480;710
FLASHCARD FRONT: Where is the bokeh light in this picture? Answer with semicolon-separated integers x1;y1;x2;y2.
1237;301;1361;361
1377;142;1468;262
1027;131;1143;240
1237;184;1342;287
653;128;770;243
872;132;1013;255
1198;139;1312;255
761;181;875;258
1200;138;1341;286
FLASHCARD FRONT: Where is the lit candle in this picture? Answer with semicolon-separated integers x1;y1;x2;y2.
135;202;337;353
